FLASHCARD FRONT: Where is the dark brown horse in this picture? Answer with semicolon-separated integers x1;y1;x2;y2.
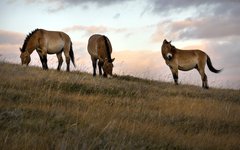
20;29;75;71
87;34;115;78
161;39;222;89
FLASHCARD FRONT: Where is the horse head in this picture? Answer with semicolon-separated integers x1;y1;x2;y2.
102;58;115;78
162;39;174;60
20;48;31;66
19;29;39;66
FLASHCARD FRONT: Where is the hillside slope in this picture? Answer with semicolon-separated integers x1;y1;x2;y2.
0;62;239;149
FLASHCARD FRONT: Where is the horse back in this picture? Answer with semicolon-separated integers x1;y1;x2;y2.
87;34;112;60
175;49;208;67
176;49;206;59
40;29;71;42
38;29;71;53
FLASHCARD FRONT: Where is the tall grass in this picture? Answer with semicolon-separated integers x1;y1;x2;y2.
0;62;239;149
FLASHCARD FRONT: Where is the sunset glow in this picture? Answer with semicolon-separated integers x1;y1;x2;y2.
0;0;240;89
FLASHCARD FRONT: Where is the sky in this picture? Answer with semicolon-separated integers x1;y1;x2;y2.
0;0;240;89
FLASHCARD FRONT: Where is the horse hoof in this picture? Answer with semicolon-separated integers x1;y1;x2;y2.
203;86;209;89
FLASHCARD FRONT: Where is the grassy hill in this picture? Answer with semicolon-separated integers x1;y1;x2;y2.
0;62;239;150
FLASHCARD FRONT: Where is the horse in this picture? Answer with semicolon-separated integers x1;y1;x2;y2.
20;29;75;71
87;34;115;78
161;39;222;89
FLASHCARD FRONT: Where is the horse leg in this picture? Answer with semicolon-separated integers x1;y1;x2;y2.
63;50;70;72
170;67;178;85
198;69;209;89
98;61;103;76
42;48;48;70
37;52;45;69
197;60;209;89
203;74;209;89
42;55;48;70
91;57;97;76
37;51;48;70
56;53;63;71
66;57;70;72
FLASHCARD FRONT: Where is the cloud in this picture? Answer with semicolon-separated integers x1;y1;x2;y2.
0;44;20;62
0;30;25;63
205;37;240;68
177;17;240;39
113;13;120;19
205;38;240;89
0;30;25;44
63;25;130;38
53;0;132;6
152;15;240;42
63;25;108;36
149;0;240;41
19;0;134;12
22;0;132;5
150;0;240;16
113;50;164;76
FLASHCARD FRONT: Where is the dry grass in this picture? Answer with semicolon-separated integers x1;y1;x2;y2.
0;62;239;150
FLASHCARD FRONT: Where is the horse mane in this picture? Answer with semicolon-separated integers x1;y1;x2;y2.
171;45;176;51
103;35;112;63
171;45;177;53
21;28;39;52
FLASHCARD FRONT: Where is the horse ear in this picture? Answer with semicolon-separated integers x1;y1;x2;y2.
111;58;115;62
164;39;171;44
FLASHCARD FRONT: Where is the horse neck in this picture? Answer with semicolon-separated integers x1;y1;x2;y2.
103;36;112;62
171;46;178;54
25;35;38;54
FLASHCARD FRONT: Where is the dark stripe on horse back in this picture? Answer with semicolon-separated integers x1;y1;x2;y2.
103;35;112;63
21;28;39;52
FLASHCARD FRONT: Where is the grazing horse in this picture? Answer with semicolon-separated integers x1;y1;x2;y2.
161;39;222;89
87;34;115;78
20;29;75;71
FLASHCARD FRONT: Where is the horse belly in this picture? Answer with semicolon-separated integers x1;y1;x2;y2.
178;63;196;71
47;41;65;54
178;65;196;71
88;47;98;58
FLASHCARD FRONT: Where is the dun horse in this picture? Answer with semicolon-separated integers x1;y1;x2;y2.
161;39;222;89
87;34;115;78
20;29;75;71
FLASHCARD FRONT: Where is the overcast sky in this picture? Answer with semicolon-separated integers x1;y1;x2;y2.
0;0;240;89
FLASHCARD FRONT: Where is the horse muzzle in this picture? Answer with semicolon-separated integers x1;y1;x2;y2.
107;74;113;79
22;64;28;67
166;53;173;60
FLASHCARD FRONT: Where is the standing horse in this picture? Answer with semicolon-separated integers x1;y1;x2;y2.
20;29;75;71
87;34;115;78
161;39;222;89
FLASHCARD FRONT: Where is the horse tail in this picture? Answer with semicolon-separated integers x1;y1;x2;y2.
207;55;221;73
103;35;112;63
69;42;75;67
